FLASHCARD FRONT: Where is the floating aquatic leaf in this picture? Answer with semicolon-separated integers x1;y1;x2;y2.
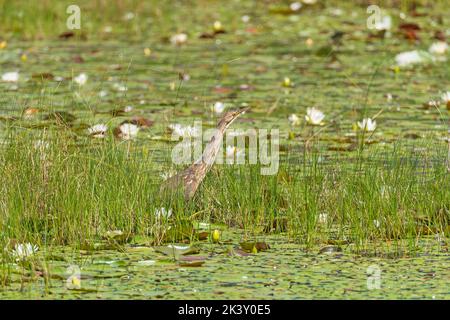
103;230;131;244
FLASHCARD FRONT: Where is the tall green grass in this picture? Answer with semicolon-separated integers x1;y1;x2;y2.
1;128;448;253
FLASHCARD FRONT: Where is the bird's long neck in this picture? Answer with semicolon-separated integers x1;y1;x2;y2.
194;116;236;167
195;126;224;168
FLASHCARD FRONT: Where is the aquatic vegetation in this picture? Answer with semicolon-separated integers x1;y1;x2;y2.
374;15;392;31
155;207;173;219
212;102;225;114
73;73;88;86
357;118;377;132
1;71;19;82
170;33;188;45
116;123;139;140
0;0;448;300
10;243;38;261
88;124;108;138
169;124;200;138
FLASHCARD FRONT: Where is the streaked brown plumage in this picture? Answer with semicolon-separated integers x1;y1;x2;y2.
161;108;248;200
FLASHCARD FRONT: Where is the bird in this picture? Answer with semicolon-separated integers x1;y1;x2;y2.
161;107;249;200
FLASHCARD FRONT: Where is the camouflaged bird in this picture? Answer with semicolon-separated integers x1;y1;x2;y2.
161;108;248;200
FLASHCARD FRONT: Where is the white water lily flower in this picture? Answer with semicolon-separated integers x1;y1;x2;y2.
288;114;300;126
169;124;200;137
113;83;127;92
12;243;38;261
241;15;250;23
213;102;225;114
88;124;108;138
429;42;448;56
123;12;135;21
318;213;328;224
168;244;189;250
226;145;237;158
305;107;325;125
374;15;392;31
99;90;108;98
170;33;188;45
357;118;377;132
119;123;139;140
2;71;19;82
395;50;434;67
74;73;88;86
155;207;172;219
123;105;133;113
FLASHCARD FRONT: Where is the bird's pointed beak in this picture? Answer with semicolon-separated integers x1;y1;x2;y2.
235;107;250;116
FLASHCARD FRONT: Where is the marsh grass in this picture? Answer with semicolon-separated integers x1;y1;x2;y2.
1;128;448;255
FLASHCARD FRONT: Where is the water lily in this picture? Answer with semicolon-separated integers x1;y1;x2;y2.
118;123;139;140
160;169;177;181
374;15;392;31
373;220;381;228
241;15;250;23
282;77;292;87
169;123;200;137
429;42;448;56
226;145;237;158
112;83;127;92
212;102;225;114
212;229;221;242
170;33;188;45
290;2;302;11
88;124;108;138
123;12;135;21
441;91;450;107
155;207;172;219
2;71;19;82
305;107;325;125
357;118;377;132
288;114;300;126
11;243;38;261
395;50;434;67
74;73;88;86
137;260;156;266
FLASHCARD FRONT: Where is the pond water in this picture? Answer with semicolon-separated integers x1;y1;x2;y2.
0;1;449;299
